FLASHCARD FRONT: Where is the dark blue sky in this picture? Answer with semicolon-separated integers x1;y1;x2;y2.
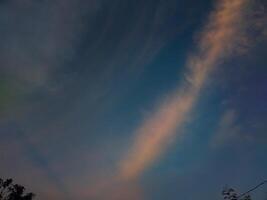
0;0;267;199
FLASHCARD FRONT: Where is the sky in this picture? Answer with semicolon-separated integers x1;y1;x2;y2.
0;0;267;200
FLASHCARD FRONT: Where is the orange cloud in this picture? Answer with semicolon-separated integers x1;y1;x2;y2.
118;0;248;181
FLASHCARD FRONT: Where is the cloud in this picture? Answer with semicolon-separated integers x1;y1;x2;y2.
2;0;265;199
1;1;188;199
211;106;267;148
243;0;267;45
89;180;144;200
211;109;242;148
0;0;182;120
118;0;249;181
0;123;72;199
0;1;89;85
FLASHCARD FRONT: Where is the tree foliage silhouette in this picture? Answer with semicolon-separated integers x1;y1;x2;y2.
222;187;252;200
0;178;35;200
222;180;267;200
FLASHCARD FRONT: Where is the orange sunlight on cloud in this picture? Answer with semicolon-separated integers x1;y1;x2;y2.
118;0;248;181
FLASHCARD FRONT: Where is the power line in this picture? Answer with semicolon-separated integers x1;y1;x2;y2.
237;180;267;199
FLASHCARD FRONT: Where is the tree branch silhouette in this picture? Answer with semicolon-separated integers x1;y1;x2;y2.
0;178;35;200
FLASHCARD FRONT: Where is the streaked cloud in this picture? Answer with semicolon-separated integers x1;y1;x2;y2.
118;0;249;181
1;0;266;199
210;109;242;148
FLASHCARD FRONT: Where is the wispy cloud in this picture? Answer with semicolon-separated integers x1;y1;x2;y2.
118;0;249;181
211;106;267;148
210;109;242;148
85;0;250;199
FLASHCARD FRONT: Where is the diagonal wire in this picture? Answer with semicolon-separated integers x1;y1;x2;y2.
237;180;267;199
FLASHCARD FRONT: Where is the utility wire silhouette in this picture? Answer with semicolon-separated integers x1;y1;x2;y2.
237;180;267;199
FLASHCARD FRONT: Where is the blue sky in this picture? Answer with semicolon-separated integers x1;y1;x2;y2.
0;0;267;199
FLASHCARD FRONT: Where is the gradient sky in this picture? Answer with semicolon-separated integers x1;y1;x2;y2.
0;0;267;200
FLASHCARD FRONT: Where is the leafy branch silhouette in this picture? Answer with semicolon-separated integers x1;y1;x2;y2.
0;178;35;200
222;180;267;200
